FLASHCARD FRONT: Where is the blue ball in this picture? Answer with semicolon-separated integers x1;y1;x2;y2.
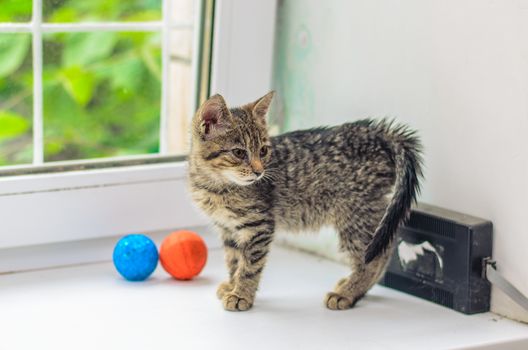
113;234;158;281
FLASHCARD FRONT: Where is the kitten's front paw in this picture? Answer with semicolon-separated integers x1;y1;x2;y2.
216;281;234;299
222;293;253;311
324;292;354;310
336;277;348;288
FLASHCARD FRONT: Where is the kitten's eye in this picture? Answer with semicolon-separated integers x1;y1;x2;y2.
232;148;247;159
260;146;269;157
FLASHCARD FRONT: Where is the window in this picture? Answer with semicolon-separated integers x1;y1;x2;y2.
0;0;215;252
0;0;276;265
0;0;212;169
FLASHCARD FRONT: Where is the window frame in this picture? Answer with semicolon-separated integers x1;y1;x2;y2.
0;0;277;255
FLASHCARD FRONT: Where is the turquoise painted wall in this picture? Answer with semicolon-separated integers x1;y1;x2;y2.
272;0;320;131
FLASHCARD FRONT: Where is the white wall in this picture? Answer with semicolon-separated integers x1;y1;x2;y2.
273;0;528;322
211;0;277;106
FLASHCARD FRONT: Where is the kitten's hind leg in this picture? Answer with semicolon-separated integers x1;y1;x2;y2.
325;250;391;310
325;223;393;310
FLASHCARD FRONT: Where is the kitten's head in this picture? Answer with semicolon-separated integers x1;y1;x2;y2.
191;91;274;186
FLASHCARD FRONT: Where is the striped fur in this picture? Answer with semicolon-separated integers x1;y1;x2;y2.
188;92;423;311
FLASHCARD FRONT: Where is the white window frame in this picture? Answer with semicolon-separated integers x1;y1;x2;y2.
0;0;277;262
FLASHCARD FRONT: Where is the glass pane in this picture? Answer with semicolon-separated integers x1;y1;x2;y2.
0;33;33;166
166;0;195;155
43;0;162;23
43;32;161;162
167;27;193;155
0;0;32;22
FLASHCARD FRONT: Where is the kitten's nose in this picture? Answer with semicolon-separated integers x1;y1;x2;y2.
250;159;264;177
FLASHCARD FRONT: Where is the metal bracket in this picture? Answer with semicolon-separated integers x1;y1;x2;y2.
483;258;528;312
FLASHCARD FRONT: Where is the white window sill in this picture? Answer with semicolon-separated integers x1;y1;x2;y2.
0;161;209;252
1;235;526;350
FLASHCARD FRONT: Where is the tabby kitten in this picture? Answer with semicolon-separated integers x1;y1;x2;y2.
188;92;422;311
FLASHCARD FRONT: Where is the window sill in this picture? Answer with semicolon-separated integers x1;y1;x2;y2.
1;241;526;350
0;161;208;251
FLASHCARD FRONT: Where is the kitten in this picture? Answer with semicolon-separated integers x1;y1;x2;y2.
188;92;423;311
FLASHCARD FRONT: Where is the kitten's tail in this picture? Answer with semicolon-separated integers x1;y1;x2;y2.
364;121;423;263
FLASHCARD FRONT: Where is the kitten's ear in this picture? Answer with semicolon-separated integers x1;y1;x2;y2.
196;94;231;140
250;91;275;121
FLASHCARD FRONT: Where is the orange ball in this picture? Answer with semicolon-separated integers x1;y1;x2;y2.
159;230;208;280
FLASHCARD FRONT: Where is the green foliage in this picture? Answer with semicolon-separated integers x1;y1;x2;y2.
0;33;33;165
42;31;162;162
59;66;96;106
43;0;161;23
0;35;31;78
0;0;163;165
63;32;118;67
0;111;30;138
0;0;32;22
